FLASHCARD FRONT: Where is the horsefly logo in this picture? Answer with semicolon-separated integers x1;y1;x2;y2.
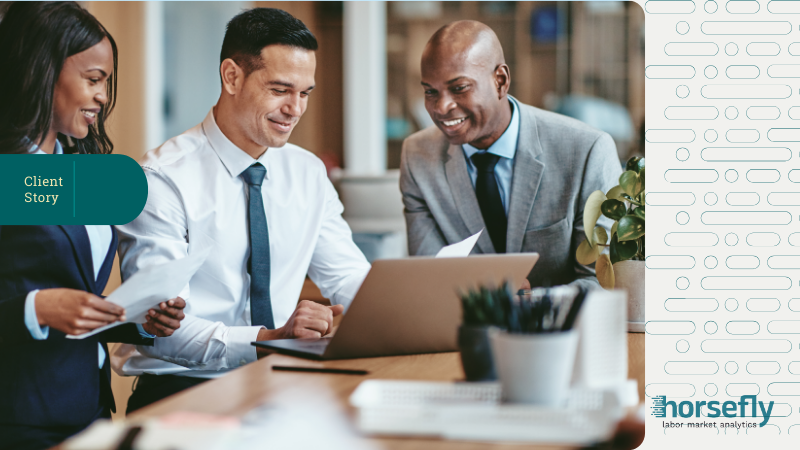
651;395;774;428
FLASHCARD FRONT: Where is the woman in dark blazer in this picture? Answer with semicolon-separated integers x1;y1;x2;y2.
0;3;185;449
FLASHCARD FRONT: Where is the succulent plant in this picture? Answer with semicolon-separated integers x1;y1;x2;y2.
576;156;645;289
460;283;581;333
460;283;513;328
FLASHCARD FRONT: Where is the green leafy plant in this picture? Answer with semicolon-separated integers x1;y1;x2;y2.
576;156;645;289
460;283;579;333
460;283;513;328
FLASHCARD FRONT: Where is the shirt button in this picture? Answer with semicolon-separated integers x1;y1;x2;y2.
240;359;247;366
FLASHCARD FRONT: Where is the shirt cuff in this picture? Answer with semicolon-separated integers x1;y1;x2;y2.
136;323;156;339
24;290;50;340
226;326;265;368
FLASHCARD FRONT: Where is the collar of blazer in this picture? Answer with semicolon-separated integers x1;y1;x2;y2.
443;97;546;254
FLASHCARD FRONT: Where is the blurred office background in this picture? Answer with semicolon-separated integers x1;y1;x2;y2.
0;1;644;417
68;1;643;264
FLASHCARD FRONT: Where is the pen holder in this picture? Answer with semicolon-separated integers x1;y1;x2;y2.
489;329;579;406
457;325;497;381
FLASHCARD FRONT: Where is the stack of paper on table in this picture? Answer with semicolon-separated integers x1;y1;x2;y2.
349;380;625;445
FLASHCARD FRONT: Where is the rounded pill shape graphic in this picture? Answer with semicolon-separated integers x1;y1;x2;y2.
665;298;719;312
646;255;696;269
747;42;780;56
726;255;759;269
747;169;781;183
646;321;696;334
748;298;781;311
646;0;697;13
726;129;759;142
727;0;760;13
746;232;780;246
703;339;792;353
726;320;760;334
645;383;696;398
646;192;695;206
665;361;718;375
665;232;718;246
746;361;780;375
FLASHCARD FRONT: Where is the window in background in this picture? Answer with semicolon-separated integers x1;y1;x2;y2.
163;2;246;142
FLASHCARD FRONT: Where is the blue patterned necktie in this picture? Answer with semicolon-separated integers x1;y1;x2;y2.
471;152;507;253
241;163;275;329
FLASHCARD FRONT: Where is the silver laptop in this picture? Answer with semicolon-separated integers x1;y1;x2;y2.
252;254;539;360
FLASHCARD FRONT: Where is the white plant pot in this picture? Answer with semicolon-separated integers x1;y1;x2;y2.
489;329;579;406
613;260;645;332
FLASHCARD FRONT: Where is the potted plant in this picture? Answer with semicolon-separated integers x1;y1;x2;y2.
576;156;645;329
484;284;585;405
458;284;513;381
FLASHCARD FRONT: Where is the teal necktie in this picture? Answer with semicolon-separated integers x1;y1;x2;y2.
241;163;274;329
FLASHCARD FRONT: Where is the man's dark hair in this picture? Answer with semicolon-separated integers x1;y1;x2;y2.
220;8;318;77
0;1;118;154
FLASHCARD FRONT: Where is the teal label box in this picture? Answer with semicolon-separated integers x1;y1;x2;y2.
0;155;147;225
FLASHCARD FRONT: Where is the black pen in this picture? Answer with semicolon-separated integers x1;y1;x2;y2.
271;365;368;375
561;287;588;331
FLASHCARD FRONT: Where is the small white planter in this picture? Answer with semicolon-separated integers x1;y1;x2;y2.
613;260;645;332
489;329;579;406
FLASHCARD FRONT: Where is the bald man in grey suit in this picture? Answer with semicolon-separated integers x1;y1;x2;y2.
400;21;621;289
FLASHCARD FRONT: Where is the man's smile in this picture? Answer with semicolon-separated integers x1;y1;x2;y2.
268;117;293;133
439;116;468;134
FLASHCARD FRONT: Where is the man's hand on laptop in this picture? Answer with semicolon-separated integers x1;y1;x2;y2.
256;300;343;358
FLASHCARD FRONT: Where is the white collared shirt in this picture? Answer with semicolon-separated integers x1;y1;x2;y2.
115;108;370;377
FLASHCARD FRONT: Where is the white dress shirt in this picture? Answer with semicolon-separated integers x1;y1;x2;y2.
115;108;371;378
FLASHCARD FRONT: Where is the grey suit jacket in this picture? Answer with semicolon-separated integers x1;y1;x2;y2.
399;99;622;289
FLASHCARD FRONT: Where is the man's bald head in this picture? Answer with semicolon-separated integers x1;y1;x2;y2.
420;21;512;149
423;20;505;70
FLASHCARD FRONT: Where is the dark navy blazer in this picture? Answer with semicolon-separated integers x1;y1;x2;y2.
0;226;152;428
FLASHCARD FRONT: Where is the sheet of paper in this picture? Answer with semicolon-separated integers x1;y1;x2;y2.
66;249;210;339
435;229;483;258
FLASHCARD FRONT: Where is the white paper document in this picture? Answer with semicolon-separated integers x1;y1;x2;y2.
67;249;210;339
435;229;483;258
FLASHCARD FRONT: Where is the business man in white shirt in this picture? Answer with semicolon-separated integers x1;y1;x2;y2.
115;8;370;412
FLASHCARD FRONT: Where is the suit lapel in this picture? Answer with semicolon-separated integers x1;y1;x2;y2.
58;226;96;293
506;105;546;254
444;143;495;253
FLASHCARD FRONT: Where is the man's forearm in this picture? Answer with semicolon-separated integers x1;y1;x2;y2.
137;315;263;371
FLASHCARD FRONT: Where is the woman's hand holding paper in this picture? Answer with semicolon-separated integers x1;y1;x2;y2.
35;288;126;336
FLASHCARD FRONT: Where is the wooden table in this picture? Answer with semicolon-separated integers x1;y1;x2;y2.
128;334;644;449
131;352;567;449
